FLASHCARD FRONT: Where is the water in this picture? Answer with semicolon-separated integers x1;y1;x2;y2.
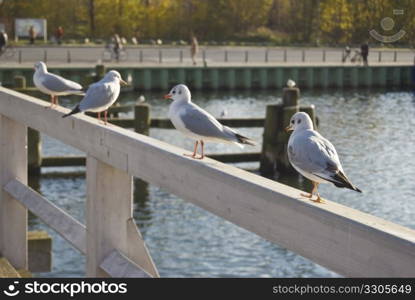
28;88;415;277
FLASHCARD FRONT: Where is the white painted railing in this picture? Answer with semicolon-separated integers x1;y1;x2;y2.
0;86;415;277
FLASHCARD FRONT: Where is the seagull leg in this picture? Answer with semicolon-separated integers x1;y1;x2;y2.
97;111;101;122
104;110;108;125
49;95;54;107
198;140;205;159
301;181;316;199
310;182;324;203
54;96;59;106
184;141;199;158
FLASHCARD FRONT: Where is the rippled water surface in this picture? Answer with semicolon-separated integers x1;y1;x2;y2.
28;88;415;277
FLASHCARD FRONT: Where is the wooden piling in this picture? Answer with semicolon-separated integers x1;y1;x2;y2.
28;128;42;175
260;87;300;176
95;64;106;80
28;230;52;273
13;75;26;89
134;104;150;136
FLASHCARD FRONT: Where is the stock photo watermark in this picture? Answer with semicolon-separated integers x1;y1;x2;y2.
369;9;406;43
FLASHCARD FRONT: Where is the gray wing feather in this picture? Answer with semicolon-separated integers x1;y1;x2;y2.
288;131;342;178
42;73;82;93
79;82;114;111
179;104;233;140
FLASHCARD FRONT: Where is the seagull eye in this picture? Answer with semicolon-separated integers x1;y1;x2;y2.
291;120;295;124
297;119;302;124
172;90;176;94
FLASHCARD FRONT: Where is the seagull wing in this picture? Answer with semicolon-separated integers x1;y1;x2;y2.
178;103;233;140
288;130;361;191
79;82;116;111
41;73;83;93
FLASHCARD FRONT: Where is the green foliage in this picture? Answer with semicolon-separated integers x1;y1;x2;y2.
0;0;414;46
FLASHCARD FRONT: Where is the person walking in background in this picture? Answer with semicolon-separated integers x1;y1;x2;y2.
113;33;122;62
29;25;36;44
342;45;351;63
55;26;64;45
190;33;199;65
361;42;369;66
0;30;8;54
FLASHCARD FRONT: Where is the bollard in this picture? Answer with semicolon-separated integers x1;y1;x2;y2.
283;49;287;62
139;49;143;63
245;50;249;63
28;128;42;176
179;50;183;63
302;50;305;62
224;50;228;62
265;49;269;63
394;51;397;62
67;50;71;63
13;75;26;89
322;50;326;62
134;104;150;136
95;64;106;80
378;51;382;62
260;87;300;176
159;50;162;63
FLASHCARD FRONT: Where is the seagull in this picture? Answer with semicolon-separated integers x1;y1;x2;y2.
286;112;361;203
33;61;84;107
62;70;127;124
164;84;255;159
286;79;296;88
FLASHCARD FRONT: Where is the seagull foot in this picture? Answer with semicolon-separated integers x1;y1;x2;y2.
301;192;313;199
311;196;325;204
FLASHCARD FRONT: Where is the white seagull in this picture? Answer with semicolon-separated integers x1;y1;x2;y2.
286;79;296;88
33;61;84;106
62;70;127;124
286;112;361;203
164;84;255;159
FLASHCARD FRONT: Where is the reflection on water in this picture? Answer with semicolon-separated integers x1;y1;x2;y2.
30;88;415;277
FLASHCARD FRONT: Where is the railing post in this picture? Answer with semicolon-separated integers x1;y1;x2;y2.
0;115;28;270
134;104;150;136
260;87;300;176
86;156;158;277
28;128;42;176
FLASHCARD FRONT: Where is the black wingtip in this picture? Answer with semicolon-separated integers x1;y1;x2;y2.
235;133;256;146
62;105;81;118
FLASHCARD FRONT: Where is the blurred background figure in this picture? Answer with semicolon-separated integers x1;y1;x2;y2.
0;30;8;55
342;45;351;63
361;42;369;66
29;25;36;44
113;33;123;62
55;26;64;45
190;33;199;65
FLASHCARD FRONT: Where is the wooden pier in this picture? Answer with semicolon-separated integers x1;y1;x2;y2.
1;63;414;91
1;87;415;277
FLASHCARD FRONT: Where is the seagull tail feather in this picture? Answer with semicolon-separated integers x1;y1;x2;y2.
235;133;256;146
331;171;362;193
62;105;81;118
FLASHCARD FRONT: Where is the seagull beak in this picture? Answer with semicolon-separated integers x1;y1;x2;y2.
164;94;172;100
120;79;128;86
285;125;293;133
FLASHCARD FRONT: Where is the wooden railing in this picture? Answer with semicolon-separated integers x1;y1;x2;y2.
1;86;415;277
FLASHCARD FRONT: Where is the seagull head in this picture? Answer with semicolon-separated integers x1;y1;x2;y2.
285;112;314;133
104;70;128;85
34;61;47;73
164;84;191;103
